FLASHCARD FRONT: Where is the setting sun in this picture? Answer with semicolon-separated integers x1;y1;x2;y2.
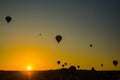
27;66;31;71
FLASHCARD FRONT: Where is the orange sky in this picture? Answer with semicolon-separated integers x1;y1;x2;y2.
0;0;120;70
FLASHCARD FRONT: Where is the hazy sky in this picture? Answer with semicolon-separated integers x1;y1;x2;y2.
0;0;120;70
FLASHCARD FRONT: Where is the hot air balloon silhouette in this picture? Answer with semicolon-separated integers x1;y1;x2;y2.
62;64;64;68
101;64;104;67
90;44;93;47
77;65;80;69
69;66;76;74
91;67;95;71
40;34;42;36
57;60;61;65
55;35;62;43
5;16;12;23
64;63;67;66
113;60;118;66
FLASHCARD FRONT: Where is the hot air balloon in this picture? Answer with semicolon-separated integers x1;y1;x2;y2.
39;34;42;36
101;64;104;67
5;16;12;23
91;67;95;71
64;63;67;66
57;60;61;65
77;65;80;69
69;66;76;74
62;64;64;68
56;35;62;43
90;44;93;47
113;60;118;66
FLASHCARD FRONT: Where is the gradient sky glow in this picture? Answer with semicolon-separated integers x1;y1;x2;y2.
0;0;120;70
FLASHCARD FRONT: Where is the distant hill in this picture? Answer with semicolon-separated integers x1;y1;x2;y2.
0;69;120;80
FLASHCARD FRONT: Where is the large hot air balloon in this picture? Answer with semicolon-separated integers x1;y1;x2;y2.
55;35;62;43
113;60;118;66
69;66;76;74
5;16;12;23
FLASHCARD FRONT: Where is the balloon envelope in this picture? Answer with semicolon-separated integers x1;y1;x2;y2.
113;60;118;66
101;64;103;67
57;61;61;65
56;35;62;43
90;44;93;47
77;65;80;68
62;64;64;67
64;63;67;65
40;34;42;36
5;16;12;23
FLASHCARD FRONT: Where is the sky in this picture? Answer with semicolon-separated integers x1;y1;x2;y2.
0;0;120;71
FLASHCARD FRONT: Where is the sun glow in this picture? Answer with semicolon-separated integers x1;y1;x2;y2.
27;66;31;71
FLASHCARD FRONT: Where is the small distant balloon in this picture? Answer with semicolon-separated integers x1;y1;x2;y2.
101;64;104;67
57;60;61;65
91;67;95;71
113;60;118;66
90;44;93;47
40;34;42;36
55;35;62;43
62;64;64;68
77;65;80;69
5;16;12;23
64;63;67;66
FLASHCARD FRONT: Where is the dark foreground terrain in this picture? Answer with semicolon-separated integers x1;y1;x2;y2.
0;69;120;80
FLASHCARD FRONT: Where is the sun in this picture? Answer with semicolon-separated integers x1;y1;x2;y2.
27;66;31;71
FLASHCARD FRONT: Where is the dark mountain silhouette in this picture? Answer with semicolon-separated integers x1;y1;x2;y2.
0;69;120;80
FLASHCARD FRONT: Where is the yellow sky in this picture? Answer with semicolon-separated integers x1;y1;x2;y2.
0;0;120;70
